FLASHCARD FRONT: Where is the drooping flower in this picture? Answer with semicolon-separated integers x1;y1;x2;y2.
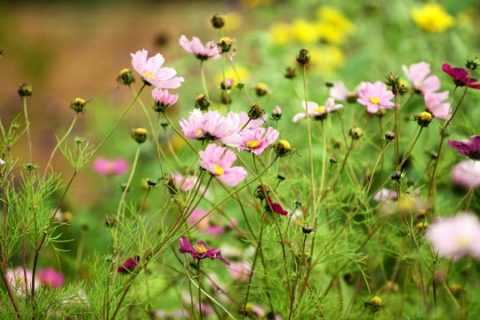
411;4;454;33
426;213;480;260
292;98;343;122
38;268;64;288
92;157;128;176
238;127;279;155
179;35;220;60
442;63;480;89
373;188;398;202
199;144;247;187
151;88;178;112
357;81;395;114
228;261;251;282
265;197;288;215
448;136;480;160
188;208;225;236
402;62;440;94
130;49;184;88
451;160;480;189
424;91;451;120
117;256;141;274
178;237;229;264
5;267;39;296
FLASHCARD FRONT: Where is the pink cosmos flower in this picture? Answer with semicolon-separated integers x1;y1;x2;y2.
131;49;184;88
0;158;5;166
199;144;247;187
178;237;229;264
292;98;343;122
93;157;128;176
180;110;239;145
5;267;39;296
426;213;480;260
188;208;225;236
238;127;279;155
38;268;64;288
171;172;198;192
373;188;398;202
451;160;480;189
179;35;220;60
357;81;395;114
152;88;178;112
448;136;480;160
402;62;441;94
329;81;350;101
228;261;251;282
424;91;451;120
117;256;141;274
442;63;480;89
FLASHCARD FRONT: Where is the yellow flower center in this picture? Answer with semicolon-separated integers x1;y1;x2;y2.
246;140;261;149
195;129;203;136
369;96;380;104
315;106;326;114
213;164;225;176
194;244;207;254
143;71;155;79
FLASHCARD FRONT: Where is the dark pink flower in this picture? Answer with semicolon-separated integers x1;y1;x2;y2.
178;237;229;264
448;136;480;160
38;268;64;288
93;157;129;176
265;197;288;216
442;63;480;89
117;256;140;274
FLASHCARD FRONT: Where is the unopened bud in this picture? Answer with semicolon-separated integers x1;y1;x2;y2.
384;131;395;141
218;37;234;53
254;183;269;200
296;49;310;65
70;97;87;113
255;82;269;97
364;296;384;312
284;66;296;79
349;127;363;140
275;140;292;157
117;68;135;85
210;13;225;29
302;225;313;234
271;106;282;120
248;104;264;120
18;83;32;97
414;111;432;127
220;78;234;90
195;94;210;110
466;56;480;71
131;128;148;144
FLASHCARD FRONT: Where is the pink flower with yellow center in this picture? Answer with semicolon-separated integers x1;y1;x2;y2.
238;127;279;155
402;62;441;94
179;35;220;61
199;144;247;186
179;237;229;264
151;88;178;111
424;91;451;120
357;81;395;114
130;49;184;88
451;160;480;190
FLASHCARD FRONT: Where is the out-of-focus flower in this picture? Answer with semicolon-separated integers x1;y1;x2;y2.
179;237;229;264
170;172;198;192
293;98;343;122
38;268;64;288
271;106;282;120
412;4;454;33
151;88;178;112
117;256;140;274
228;261;251;282
449;136;480;160
238;127;279;155
329;81;359;102
315;6;353;45
199;144;247;187
451;160;480;189
243;303;267;318
269;22;292;45
265;197;288;216
188;208;225;236
357;81;395;114
291;19;318;44
442;63;480;89
154;309;189;319
0;158;5;166
92;157;128;176
215;66;250;85
424;91;451;120
373;188;398;202
426;212;480;260
130;49;184;88
309;46;345;74
5;267;39;296
212;12;243;32
402;62;441;94
179;35;220;60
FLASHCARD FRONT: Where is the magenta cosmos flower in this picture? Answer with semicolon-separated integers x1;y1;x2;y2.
265;197;288;215
448;136;480;160
442;63;480;89
38;268;64;288
426;213;480;260
152;88;178;111
199;144;247;186
131;49;184;88
292;98;343;122
451;160;480;189
357;81;395;114
402;62;440;94
180;110;239;145
179;35;220;60
424;91;451;120
117;256;141;274
179;237;229;264
237;127;279;155
93;157;128;176
188;208;225;236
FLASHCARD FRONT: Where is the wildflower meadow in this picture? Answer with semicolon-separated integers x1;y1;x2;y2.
1;0;480;319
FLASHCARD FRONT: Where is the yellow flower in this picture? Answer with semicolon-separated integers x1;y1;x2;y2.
215;66;250;85
412;3;454;33
269;22;292;45
291;19;319;44
241;0;274;8
316;6;353;33
309;46;345;74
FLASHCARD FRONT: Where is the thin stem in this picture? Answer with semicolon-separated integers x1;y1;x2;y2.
163;112;198;153
22;97;33;163
116;146;141;223
0;262;22;319
197;260;203;320
200;61;209;98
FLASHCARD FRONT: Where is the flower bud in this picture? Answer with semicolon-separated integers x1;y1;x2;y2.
284;66;296;79
275;140;292;157
364;296;384;312
117;256;141;274
384;131;395;141
105;217;116;228
415;221;428;231
391;171;402;181
117;68;135;85
398;80;409;95
211;13;225;29
277;174;286;181
302;225;313;234
70;97;87;113
329;157;338;164
220;78;234;90
466;56;480;71
254;82;269;97
218;37;234;53
18;83;32;97
248;104;264;120
195;94;210;111
254;183;269;200
349;127;363;140
131;128;148;144
414;111;432;127
271;106;282;120
146;178;158;188
296;49;310;65
384;72;400;87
